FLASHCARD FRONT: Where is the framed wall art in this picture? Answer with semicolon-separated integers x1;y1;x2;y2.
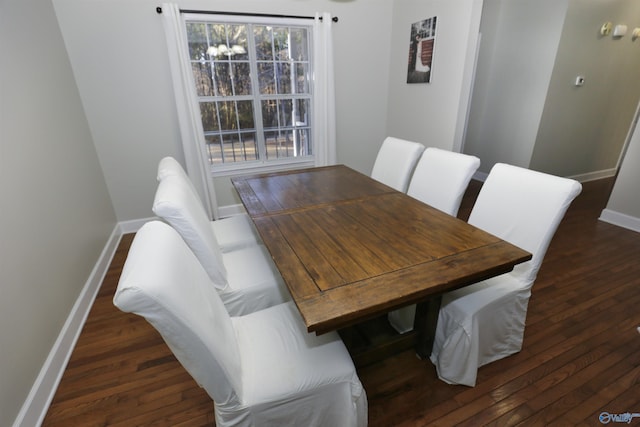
407;16;437;83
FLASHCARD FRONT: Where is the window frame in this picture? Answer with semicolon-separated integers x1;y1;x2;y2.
183;13;316;178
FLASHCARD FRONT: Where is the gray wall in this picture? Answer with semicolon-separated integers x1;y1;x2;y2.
465;0;640;223
464;0;569;174
0;0;117;425
464;0;640;181
605;121;640;220
386;0;483;153
53;0;394;212
531;0;640;177
53;0;483;214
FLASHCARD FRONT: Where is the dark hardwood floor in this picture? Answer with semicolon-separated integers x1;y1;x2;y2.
43;177;640;426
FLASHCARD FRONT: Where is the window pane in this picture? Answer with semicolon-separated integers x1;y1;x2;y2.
205;134;224;164
192;62;215;96
227;25;249;60
262;99;310;133
290;28;308;61
273;27;290;61
269;98;310;128
221;133;258;163
222;135;239;162
224;135;239;162
207;23;226;49
254;26;273;61
231;62;252;96
206;133;258;165
293;98;310;126
261;100;280;130
278;99;294;127
262;99;309;129
205;24;249;61
236;100;255;129
214;62;232;96
295;127;312;156
264;130;287;159
295;63;309;94
239;132;258;161
215;100;255;133
218;101;238;130
186;23;208;61
200;102;219;132
264;129;310;160
258;62;275;95
275;62;292;94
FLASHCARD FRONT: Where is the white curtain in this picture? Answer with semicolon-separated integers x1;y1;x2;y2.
313;13;337;166
161;3;219;219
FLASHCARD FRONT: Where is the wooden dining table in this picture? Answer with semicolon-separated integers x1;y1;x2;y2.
231;165;531;360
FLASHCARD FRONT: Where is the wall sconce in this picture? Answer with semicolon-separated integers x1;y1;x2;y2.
600;22;613;36
632;28;640;41
613;24;627;38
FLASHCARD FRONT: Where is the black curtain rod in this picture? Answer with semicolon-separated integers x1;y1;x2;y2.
155;7;338;22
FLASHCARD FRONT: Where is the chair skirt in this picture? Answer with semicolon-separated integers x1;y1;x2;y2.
430;273;531;386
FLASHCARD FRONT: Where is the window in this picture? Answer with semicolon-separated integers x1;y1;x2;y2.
184;15;314;175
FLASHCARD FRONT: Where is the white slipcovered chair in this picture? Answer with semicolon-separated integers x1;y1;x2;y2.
370;137;425;192
157;156;260;252
430;163;582;386
387;148;480;334
114;221;367;427
153;174;290;316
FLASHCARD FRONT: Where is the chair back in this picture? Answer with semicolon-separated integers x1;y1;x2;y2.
371;137;425;192
157;156;207;211
113;221;242;404
157;156;188;181
153;174;228;287
407;148;480;215
468;163;582;284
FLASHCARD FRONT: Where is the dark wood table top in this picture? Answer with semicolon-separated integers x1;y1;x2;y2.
232;165;531;334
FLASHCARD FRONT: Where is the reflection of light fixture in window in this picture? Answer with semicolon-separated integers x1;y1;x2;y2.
207;44;246;57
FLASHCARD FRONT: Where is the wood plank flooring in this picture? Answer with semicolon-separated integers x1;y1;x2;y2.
42;177;640;426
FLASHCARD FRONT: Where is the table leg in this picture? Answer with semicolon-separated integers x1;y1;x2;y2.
414;295;442;359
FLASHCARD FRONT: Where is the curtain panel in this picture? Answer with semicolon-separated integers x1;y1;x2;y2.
313;12;337;166
161;3;219;219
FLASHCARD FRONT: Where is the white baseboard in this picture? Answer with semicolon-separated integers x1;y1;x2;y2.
599;209;640;233
118;211;247;233
474;167;616;184
218;203;247;218
472;170;488;182
118;216;155;234
568;168;617;183
13;225;122;427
